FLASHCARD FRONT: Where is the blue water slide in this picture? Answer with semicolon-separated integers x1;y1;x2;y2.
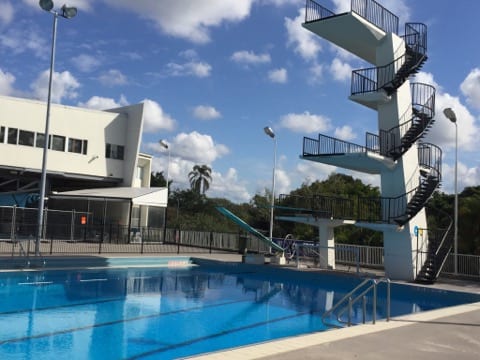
215;206;284;253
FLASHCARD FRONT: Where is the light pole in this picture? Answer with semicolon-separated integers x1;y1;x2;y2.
36;1;77;256
263;126;276;249
443;107;458;275
159;140;170;187
159;140;170;243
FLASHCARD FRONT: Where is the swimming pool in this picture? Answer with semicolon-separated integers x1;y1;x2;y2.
0;259;479;359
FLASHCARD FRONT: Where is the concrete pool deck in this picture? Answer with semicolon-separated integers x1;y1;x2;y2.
2;253;479;359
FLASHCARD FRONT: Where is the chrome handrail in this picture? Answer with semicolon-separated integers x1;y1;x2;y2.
322;277;390;327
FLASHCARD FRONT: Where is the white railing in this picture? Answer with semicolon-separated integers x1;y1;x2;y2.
334;244;480;280
335;243;384;268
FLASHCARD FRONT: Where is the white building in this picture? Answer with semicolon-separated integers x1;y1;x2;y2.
0;95;167;236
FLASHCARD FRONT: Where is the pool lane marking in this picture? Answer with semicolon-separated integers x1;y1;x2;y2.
18;281;54;286
79;278;108;282
0;299;250;346
125;310;317;360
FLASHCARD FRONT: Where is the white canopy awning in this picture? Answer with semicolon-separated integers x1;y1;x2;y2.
50;187;168;207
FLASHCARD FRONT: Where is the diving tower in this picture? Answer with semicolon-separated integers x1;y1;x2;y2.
282;0;446;281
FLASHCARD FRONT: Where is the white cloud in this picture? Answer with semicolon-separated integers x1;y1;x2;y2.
296;161;337;186
308;63;324;84
30;70;80;103
209;168;252;203
231;50;271;65
0;68;16;96
268;68;288;83
192;105;221;120
98;69;128;87
142;99;176;133
331;0;350;13
165;61;212;78
171;131;229;163
0;26;47;58
330;58;352;82
285;9;322;61
279;111;332;133
78;95;128;110
103;0;253;44
72;54;101;73
334;125;356;141
0;2;14;26
420;79;479;152
460;68;480;110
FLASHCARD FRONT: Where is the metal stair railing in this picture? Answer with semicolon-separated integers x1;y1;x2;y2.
415;205;454;283
305;0;399;35
351;22;427;97
322;277;391;327
380;83;436;160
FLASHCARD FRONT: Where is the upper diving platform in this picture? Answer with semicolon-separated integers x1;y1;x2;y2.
302;0;399;65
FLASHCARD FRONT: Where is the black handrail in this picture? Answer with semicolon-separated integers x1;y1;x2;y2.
351;0;399;34
351;22;427;96
287;143;441;224
278;194;356;220
303;134;367;157
304;0;335;23
304;0;399;35
415;204;454;283
380;83;436;159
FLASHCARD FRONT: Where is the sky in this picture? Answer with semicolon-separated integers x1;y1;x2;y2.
1;0;479;204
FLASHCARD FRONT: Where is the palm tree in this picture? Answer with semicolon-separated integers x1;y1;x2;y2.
189;165;212;194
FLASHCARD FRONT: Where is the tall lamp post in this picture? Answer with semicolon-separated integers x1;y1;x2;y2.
263;126;276;250
443;107;458;275
159;140;170;187
159;140;170;242
36;1;77;256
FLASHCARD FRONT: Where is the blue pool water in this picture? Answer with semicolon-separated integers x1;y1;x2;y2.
0;261;479;360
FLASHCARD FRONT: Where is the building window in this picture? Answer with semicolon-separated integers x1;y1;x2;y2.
136;165;144;181
68;138;83;154
7;128;18;144
0;126;4;143
82;140;88;155
106;143;124;160
36;133;45;148
51;135;65;151
19;130;35;147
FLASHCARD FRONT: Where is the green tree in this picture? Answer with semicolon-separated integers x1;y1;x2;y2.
150;171;167;187
189;165;212;194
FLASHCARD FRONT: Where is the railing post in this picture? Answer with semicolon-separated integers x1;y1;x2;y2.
348;297;352;326
362;295;367;324
372;280;377;324
177;228;181;254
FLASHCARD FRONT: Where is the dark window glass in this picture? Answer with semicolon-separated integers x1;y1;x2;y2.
36;133;45;148
19;130;35;146
106;143;124;160
51;135;65;151
7;128;18;144
68;138;83;153
116;145;124;160
0;126;4;143
82;140;88;155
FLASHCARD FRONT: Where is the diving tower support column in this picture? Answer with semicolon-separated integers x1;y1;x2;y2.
318;224;335;269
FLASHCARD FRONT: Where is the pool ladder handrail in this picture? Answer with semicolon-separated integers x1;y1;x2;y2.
322;277;391;328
